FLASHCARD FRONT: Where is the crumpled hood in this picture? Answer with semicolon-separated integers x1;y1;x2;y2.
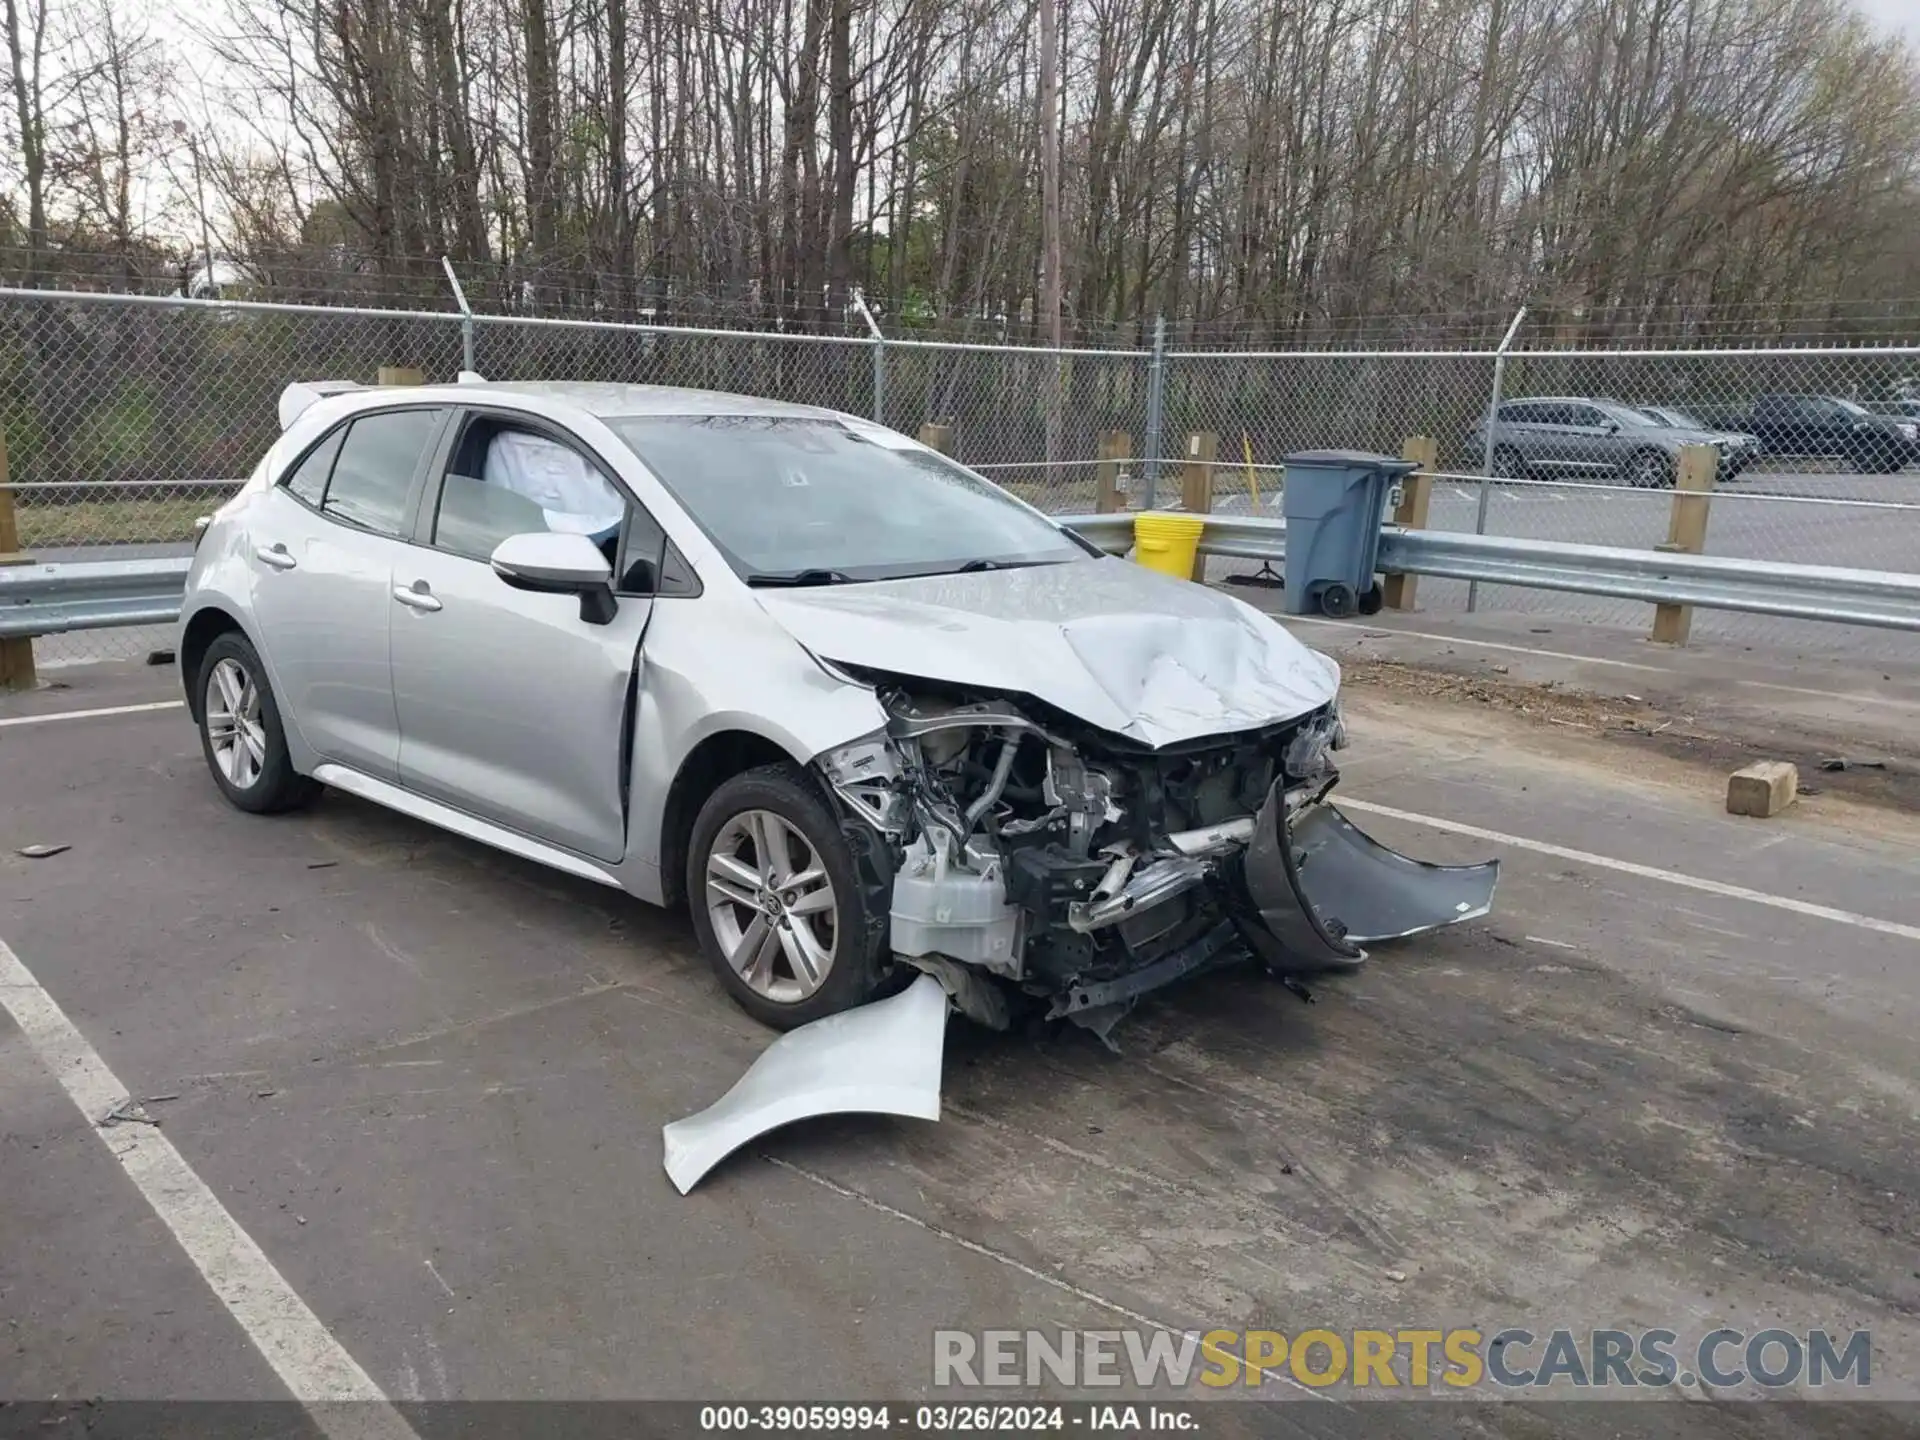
755;556;1339;748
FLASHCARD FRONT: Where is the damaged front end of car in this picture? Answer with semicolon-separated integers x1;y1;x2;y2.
833;680;1494;1033
663;673;1498;1192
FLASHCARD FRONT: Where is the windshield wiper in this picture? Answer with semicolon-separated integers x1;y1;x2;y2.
744;568;858;588
898;558;1064;577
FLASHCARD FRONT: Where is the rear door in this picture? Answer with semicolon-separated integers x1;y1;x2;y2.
1498;401;1549;467
1526;403;1584;470
388;410;658;862
246;406;448;779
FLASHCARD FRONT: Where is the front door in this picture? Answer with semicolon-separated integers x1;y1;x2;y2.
1558;403;1619;472
246;407;447;779
389;414;652;863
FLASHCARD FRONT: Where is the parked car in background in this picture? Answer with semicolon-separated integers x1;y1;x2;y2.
1733;395;1919;473
1464;396;1748;487
1632;405;1761;478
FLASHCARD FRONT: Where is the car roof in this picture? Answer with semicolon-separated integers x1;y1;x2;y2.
1503;396;1622;406
339;380;849;423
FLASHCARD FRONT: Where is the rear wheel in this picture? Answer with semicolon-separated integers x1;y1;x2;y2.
195;632;318;814
1853;441;1905;474
687;763;888;1030
1491;444;1526;480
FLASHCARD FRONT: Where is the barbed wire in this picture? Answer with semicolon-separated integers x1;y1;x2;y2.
10;243;1920;352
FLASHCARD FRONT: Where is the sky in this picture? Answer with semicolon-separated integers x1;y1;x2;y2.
1856;0;1920;42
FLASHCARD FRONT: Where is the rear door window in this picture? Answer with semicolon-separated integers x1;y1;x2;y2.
324;409;444;538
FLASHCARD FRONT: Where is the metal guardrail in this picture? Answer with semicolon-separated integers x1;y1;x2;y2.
0;557;193;638
3;512;1920;646
1376;528;1920;631
1060;512;1920;632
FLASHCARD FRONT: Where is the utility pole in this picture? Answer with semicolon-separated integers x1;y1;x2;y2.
174;121;218;298
1038;0;1063;464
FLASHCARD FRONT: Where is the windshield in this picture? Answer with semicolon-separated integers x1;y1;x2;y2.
1641;407;1705;429
609;415;1091;582
1832;398;1872;418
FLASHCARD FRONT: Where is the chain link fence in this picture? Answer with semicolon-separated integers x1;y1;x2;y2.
3;285;1918;667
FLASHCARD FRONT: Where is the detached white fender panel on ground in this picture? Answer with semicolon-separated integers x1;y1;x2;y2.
663;973;951;1194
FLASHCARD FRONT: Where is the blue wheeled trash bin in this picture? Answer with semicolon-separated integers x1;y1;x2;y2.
1279;450;1418;618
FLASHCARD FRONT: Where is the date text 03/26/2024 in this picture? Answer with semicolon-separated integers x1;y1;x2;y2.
698;1406;1194;1432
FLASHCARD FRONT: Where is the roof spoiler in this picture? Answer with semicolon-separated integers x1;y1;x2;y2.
278;380;368;431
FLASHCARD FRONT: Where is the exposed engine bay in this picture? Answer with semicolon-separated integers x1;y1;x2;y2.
663;674;1498;1194
816;677;1497;1040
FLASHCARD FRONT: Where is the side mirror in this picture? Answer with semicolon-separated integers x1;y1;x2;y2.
491;532;618;625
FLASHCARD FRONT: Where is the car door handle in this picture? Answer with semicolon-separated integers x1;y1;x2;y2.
392;582;443;613
254;543;297;571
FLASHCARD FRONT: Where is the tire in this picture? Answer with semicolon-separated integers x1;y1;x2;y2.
1853;442;1904;475
1626;449;1672;488
686;762;888;1030
1357;584;1384;616
195;632;319;815
1491;444;1526;481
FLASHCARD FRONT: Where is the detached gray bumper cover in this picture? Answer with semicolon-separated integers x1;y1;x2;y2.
662;973;949;1194
1241;789;1498;970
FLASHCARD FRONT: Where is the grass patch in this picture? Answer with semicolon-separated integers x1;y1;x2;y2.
15;494;209;548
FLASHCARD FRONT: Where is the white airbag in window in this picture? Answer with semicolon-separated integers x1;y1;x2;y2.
483;431;625;536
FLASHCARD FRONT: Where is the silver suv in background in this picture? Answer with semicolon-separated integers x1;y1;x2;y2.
1465;397;1754;487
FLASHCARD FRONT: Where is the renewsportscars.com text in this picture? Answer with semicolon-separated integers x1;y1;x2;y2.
932;1326;1873;1391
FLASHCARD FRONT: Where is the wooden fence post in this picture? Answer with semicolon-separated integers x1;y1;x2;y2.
1094;431;1132;513
1180;431;1218;581
917;422;954;455
378;366;426;386
0;429;37;691
1384;434;1437;612
1649;444;1719;646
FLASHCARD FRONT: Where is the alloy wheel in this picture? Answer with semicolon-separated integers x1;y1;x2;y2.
704;808;838;1003
204;656;267;790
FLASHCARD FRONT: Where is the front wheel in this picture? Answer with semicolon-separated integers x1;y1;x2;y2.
1626;449;1673;488
195;632;319;814
687;763;889;1030
1853;443;1905;475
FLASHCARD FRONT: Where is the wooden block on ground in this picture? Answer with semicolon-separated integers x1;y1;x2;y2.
1726;762;1798;817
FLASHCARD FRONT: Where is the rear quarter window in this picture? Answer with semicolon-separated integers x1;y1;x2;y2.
281;430;345;507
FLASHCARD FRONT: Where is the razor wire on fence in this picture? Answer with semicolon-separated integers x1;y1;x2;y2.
3;283;1919;667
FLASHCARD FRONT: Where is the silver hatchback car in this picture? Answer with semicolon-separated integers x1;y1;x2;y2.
180;379;1494;1040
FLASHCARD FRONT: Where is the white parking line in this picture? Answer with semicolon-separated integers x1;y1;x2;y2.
0;700;184;728
1340;799;1920;945
1283;617;1671;672
1285;617;1887;703
0;938;419;1440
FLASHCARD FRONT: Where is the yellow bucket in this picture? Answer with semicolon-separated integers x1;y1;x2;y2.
1132;511;1206;579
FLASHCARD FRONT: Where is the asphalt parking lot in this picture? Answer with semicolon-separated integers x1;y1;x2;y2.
4;660;1920;1435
